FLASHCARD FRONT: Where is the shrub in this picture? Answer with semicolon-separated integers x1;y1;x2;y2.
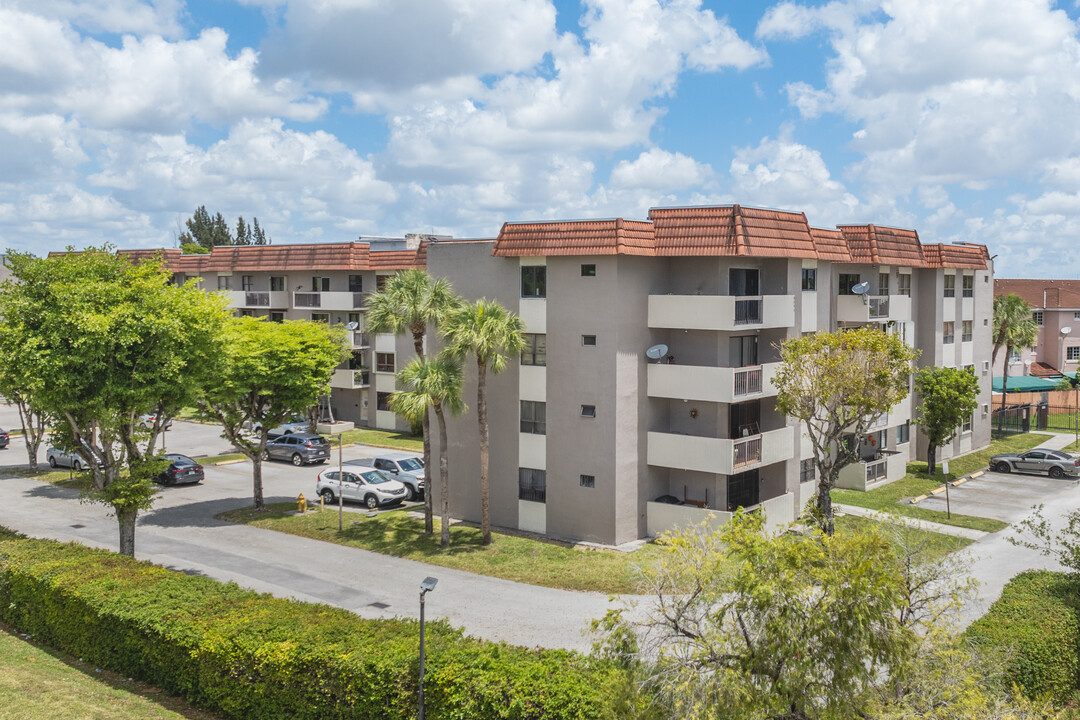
0;537;618;719
965;570;1080;702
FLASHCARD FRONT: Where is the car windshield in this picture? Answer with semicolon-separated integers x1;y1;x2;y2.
360;470;393;485
170;455;197;467
306;436;329;446
399;459;423;471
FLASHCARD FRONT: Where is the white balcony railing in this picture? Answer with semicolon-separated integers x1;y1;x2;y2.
293;291;366;310
836;294;912;324
330;368;370;389
226;290;290;309
647;362;779;403
648;294;795;331
647;427;794;475
351;331;370;348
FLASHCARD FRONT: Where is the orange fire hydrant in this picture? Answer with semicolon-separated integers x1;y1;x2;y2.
297;493;307;515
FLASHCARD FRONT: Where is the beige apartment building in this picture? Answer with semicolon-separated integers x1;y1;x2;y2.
145;237;436;432
426;205;994;546
993;279;1080;379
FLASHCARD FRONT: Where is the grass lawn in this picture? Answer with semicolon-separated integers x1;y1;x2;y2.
832;432;1049;533
0;624;222;720
219;503;659;593
331;428;423;452
834;515;972;561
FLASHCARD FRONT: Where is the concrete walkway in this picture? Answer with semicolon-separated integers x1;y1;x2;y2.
834;503;988;540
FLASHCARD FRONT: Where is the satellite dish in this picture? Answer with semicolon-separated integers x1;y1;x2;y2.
851;282;870;295
1063;326;1073;335
344;321;359;331
645;344;669;361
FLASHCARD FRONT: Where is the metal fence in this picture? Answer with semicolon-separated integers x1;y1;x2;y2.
992;402;1080;436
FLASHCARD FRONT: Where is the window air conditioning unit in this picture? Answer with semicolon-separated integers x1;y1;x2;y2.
982;403;989;416
982;360;989;374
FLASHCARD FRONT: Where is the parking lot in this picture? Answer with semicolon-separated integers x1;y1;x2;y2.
918;468;1078;522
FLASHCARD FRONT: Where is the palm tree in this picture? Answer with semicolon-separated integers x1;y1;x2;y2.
992;294;1039;415
366;269;459;534
389;353;465;549
443;299;526;545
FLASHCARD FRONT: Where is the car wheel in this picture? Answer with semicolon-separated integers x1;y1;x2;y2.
261;450;270;461
48;456;57;468
72;460;81;471
320;489;335;504
995;462;1011;473
364;494;378;510
291;453;303;467
1050;466;1065;479
405;485;416;501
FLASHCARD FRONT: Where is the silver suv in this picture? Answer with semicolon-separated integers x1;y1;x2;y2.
263;433;330;466
372;454;425;500
315;468;408;509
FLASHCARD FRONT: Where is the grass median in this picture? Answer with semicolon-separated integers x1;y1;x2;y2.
832;432;1049;534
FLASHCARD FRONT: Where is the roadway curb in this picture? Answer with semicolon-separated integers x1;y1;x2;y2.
910;468;984;504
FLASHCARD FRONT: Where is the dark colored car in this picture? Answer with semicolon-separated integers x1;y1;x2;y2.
263;433;330;466
0;428;9;449
991;449;1080;478
156;454;204;486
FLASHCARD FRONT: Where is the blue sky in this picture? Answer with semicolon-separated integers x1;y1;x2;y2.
3;0;1080;277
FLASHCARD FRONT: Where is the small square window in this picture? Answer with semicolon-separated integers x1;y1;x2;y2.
270;276;285;292
944;274;956;298
269;311;284;323
376;352;395;373
1033;311;1044;326
217;275;233;291
581;264;596;277
962;415;973;433
942;321;955;344
801;268;816;291
1068;346;1080;362
579;474;595;488
311;313;330;324
521;266;547;298
580;404;596;418
376;392;392;411
582;335;596;346
521;334;546;366
520;400;546;435
896;421;910;445
376;274;391;291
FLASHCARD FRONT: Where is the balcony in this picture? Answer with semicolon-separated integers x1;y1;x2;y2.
647;362;780;403
648;294;795;331
836;450;907;491
835;294;911;324
226;290;290;309
645;491;796;537
330;369;370;389
350;331;370;348
293;291;366;310
647;427;794;475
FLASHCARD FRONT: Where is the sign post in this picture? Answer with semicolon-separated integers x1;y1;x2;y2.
943;460;951;519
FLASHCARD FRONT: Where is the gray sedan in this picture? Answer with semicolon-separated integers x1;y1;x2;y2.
991;449;1080;478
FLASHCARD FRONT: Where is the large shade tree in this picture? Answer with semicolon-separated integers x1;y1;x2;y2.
199;316;347;511
992;294;1039;412
0;248;228;556
390;352;465;549
365;269;458;534
913;366;980;474
0;331;48;472
443;299;525;545
774;326;919;535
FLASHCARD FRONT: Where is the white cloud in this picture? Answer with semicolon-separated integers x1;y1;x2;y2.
610;148;712;190
9;0;184;38
783;81;833;118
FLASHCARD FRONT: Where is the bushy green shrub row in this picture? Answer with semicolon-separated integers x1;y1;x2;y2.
965;570;1080;702
0;536;618;719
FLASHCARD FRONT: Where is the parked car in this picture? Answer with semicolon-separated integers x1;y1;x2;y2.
0;428;9;449
139;413;173;430
46;444;99;470
991;449;1080;478
263;433;330;466
315;468;408;509
247;415;311;439
372;453;425;500
155;454;204;485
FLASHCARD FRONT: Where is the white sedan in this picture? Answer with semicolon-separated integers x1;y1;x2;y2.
315;468;408;509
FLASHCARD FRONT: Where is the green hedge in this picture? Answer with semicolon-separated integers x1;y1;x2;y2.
965;570;1080;702
0;536;618;719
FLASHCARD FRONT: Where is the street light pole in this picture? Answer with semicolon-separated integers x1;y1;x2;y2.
338;432;344;532
418;576;438;720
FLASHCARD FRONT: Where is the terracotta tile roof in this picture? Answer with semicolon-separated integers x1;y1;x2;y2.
809;228;851;263
837;225;928;267
107;242;429;273
649;205;818;258
493;219;656;256
995;279;1080;309
926;243;990;269
1030;361;1062;377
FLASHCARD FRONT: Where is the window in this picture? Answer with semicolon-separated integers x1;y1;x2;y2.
962;320;972;342
521;333;546;366
838;273;861;295
897;273;911;296
962;275;974;297
238;309;253;317
376;274;391;291
580;404;596;418
217;275;233;291
348;275;363;292
1075;311;1080;321
730;335;758;367
962;415;972;433
984;318;989;326
375;353;395;373
897;422;910;445
943;322;955;344
801;268;816;291
1033;310;1044;326
878;272;889;295
579;474;595;488
518;468;546;503
312;276;330;292
581;264;596;277
521;266;546;298
376;392;392;411
582;334;596;346
241;275;254;291
520;401;546;435
1069;346;1080;362
269;311;284;323
799;459;815;483
311;313;330;323
964;364;975;374
944;274;955;298
270;276;285;291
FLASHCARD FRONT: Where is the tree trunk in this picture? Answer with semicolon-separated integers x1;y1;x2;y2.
814;475;835;536
927;444;937;476
477;360;491;546
14;399;39;473
1000;344;1012;414
252;455;265;511
435;404;451;549
414;333;434;535
117;507;137;557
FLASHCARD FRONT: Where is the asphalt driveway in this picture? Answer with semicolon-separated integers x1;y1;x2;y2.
918;467;1078;522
